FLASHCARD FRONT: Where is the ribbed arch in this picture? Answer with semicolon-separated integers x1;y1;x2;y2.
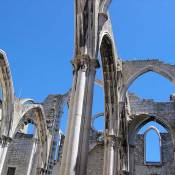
100;34;118;130
0;50;14;136
12;105;48;171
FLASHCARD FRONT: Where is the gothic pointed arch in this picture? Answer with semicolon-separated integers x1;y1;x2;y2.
0;50;14;137
12;104;48;172
128;114;174;173
121;60;175;101
144;126;161;164
128;114;174;145
100;34;118;130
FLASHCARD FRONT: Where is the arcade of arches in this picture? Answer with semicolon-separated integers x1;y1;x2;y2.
1;1;175;175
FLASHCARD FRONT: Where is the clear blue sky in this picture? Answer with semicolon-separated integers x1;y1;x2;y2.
1;0;175;163
1;0;175;102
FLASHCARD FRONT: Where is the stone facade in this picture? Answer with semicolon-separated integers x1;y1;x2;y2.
2;133;38;175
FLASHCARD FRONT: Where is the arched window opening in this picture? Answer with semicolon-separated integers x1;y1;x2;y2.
9;108;47;175
92;113;105;132
92;83;104;132
27;123;36;135
23;100;34;105
128;71;175;102
16;122;36;137
145;128;161;163
137;121;168;164
136;121;170;164
138;121;168;134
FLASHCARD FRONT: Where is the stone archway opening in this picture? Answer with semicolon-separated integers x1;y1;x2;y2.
137;122;168;164
129;116;175;175
144;127;161;163
100;34;118;130
2;107;48;175
121;60;175;102
128;71;175;102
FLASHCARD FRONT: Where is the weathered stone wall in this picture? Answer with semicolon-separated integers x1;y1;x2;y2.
129;93;175;122
86;144;104;175
134;133;175;175
135;164;175;175
134;135;144;165
2;133;37;175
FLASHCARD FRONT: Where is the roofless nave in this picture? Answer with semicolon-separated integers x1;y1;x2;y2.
0;0;175;175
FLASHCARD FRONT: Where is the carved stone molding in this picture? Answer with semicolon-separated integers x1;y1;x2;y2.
72;55;100;72
105;134;122;149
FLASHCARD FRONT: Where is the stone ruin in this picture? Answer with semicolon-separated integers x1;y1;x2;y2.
0;1;175;175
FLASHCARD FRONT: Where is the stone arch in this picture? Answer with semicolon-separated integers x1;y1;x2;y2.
128;114;174;146
20;98;35;105
121;60;175;101
143;126;162;164
100;34;118;130
0;50;14;137
42;92;70;132
99;32;116;56
128;114;175;173
98;0;116;58
12;104;48;172
144;126;161;138
92;112;105;132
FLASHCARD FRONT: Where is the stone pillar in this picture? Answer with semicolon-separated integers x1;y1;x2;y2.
0;136;11;174
103;134;115;175
103;134;121;175
59;56;99;175
27;138;38;175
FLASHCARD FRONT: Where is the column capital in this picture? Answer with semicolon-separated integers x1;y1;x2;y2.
0;135;12;147
105;134;122;148
71;55;100;72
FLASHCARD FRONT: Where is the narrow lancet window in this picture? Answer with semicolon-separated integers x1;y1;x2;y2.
145;127;161;163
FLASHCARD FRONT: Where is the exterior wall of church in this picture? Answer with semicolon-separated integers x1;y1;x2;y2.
134;134;175;175
87;144;104;175
2;133;38;175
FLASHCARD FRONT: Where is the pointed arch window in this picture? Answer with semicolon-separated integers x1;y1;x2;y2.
144;126;161;164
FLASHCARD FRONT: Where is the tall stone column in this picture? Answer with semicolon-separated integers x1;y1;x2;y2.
0;136;11;174
103;134;116;175
59;56;99;175
103;134;121;175
103;98;123;175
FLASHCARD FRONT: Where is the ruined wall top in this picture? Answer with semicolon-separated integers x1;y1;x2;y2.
120;59;175;101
